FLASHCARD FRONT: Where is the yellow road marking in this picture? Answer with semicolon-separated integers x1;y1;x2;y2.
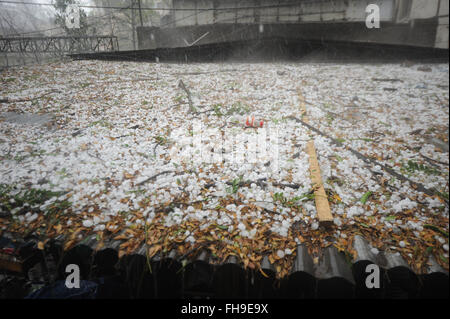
298;90;333;226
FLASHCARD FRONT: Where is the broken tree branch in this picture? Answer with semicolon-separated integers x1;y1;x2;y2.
419;152;449;167
171;69;240;76
203;178;302;190
136;170;175;186
372;78;403;83
178;79;196;113
287;115;445;202
0;90;58;104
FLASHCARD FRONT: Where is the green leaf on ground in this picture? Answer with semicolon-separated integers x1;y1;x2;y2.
423;224;449;237
360;191;373;204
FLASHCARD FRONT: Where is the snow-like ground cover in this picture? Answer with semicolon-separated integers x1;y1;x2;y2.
0;61;448;277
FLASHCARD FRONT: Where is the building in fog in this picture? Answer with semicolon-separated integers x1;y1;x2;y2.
137;0;449;49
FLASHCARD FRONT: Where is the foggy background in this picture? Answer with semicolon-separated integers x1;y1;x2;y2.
0;0;172;67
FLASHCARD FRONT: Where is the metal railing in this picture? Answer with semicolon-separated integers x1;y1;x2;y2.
0;35;119;55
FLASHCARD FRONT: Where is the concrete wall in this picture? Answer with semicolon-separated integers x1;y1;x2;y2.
435;0;449;49
410;0;440;19
139;0;448;49
345;0;395;21
173;0;197;27
170;0;398;25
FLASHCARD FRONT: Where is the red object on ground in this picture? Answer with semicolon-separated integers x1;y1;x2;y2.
1;248;15;255
245;116;263;128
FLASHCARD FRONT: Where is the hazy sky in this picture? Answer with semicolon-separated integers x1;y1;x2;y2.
0;0;98;35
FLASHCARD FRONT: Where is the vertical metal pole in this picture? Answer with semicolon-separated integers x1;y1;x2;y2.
108;0;114;36
195;0;198;25
276;0;280;22
213;0;217;24
131;0;136;50
138;0;143;26
4;52;9;68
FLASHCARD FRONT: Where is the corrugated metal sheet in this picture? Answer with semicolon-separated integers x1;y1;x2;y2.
69;38;449;64
1;232;448;298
